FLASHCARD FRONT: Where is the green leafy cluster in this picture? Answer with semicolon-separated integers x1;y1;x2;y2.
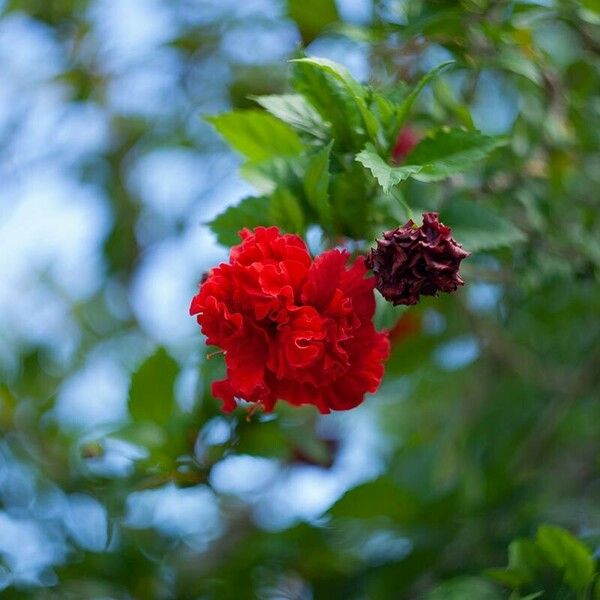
207;57;514;248
487;525;599;599
1;0;599;598
426;526;599;600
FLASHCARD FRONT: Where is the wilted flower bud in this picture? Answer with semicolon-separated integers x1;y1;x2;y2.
366;212;470;306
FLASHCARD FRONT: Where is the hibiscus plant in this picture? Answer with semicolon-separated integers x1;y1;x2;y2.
194;57;495;415
1;1;599;599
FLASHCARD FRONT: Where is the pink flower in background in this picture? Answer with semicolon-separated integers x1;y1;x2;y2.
391;126;420;164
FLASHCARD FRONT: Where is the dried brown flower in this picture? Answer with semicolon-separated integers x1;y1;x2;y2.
366;212;470;306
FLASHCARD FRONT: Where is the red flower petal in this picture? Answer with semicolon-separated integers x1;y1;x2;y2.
191;228;389;413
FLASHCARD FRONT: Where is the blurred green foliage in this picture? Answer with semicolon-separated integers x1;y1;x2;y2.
0;0;599;598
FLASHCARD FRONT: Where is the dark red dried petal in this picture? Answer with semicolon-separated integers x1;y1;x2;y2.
366;212;470;306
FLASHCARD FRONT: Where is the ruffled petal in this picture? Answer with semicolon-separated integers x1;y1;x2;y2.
192;227;389;414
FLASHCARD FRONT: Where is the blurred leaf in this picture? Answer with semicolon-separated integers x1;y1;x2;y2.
229;65;288;108
209;196;274;246
356;143;422;193
440;198;526;252
329;478;418;521
536;525;595;592
292;57;365;102
303;142;333;228
292;57;378;145
485;568;528;589
427;576;502;599
287;0;338;44
488;527;598;597
508;539;544;583
269;187;306;234
206;110;304;161
329;22;385;43
330;163;371;238
496;50;542;85
487;538;542;589
389;60;455;142
406;128;507;182
289;434;334;468
116;421;166;450
234;419;290;459
210;186;308;245
293;61;360;149
371;91;396;128
582;0;600;14
129;348;178;425
240;157;301;194
396;7;463;38
252;93;330;138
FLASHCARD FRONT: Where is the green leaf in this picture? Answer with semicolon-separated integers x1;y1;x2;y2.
536;525;595;592
508;539;544;582
115;421;166;450
293;60;361;149
398;8;463;38
371;91;396;128
389;60;455;141
234;420;291;459
269;187;305;234
427;577;503;600
328;478;419;521
440;198;526;252
496;50;543;85
486;538;543;589
240;157;301;194
287;0;338;44
240;158;315;231
206;110;304;161
292;57;379;145
252;93;329;139
583;0;600;14
129;348;178;425
303;142;333;228
292;56;365;101
485;568;528;589
356;143;422;193
406;128;507;182
330;163;371;238
208;196;273;246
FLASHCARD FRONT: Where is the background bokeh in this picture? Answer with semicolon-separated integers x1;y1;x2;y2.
0;0;599;598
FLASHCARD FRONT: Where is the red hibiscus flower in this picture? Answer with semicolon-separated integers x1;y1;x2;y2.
190;227;390;414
